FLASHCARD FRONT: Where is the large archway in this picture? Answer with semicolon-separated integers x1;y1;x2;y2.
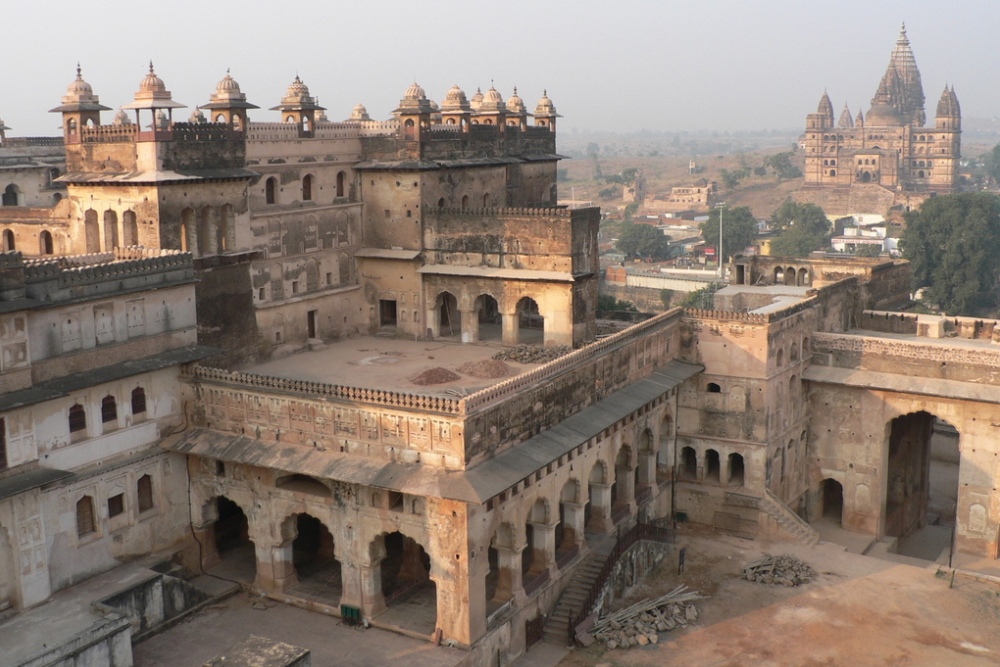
210;496;256;584
886;412;959;561
436;291;460;338
286;513;341;605
374;531;437;635
821;478;844;525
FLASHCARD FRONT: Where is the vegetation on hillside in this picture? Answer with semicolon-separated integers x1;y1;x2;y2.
699;206;758;261
769;200;831;257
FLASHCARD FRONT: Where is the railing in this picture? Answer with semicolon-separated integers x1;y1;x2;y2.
723;491;761;509
569;522;674;633
555;545;580;570
523;570;550;597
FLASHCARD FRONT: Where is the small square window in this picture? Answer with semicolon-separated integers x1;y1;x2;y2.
291;281;299;294
258;287;265;300
108;493;125;518
384;209;390;218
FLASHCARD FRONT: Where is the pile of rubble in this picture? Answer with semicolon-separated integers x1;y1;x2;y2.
741;554;815;586
410;367;461;385
585;585;704;650
455;360;513;379
492;344;571;364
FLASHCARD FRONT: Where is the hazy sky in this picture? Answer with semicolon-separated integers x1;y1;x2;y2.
5;0;1000;136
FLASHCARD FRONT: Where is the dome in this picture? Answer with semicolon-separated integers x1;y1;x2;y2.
113;108;132;125
66;64;94;97
506;87;526;114
534;90;559;118
470;87;484;111
189;107;207;123
216;72;241;94
479;86;506;113
271;75;323;112
284;75;310;101
866;102;901;126
122;62;185;110
442;85;470;112
404;82;427;100
349;103;370;121
139;62;166;93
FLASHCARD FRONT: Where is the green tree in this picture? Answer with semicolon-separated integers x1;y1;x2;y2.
597;295;638;320
766;152;803;179
901;192;1000;315
616;223;671;260
853;244;882;258
983;144;1000;184
700;206;758;262
769;200;831;257
680;284;721;309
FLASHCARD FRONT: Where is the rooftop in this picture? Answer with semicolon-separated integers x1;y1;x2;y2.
242;335;545;398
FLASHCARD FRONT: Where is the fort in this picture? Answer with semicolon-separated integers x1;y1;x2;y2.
0;45;997;667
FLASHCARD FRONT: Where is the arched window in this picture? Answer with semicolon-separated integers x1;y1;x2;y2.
67;118;78;135
437;197;445;208
103;210;119;251
39;230;54;255
2;185;18;207
265;177;277;205
707;382;721;393
69;404;87;434
461;195;469;210
2;229;13;251
137;474;154;512
101;395;118;425
302;174;314;202
76;496;95;537
483;193;490;207
131;387;147;416
122;211;138;246
336;171;346;198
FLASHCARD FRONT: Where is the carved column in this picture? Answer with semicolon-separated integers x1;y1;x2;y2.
255;540;296;593
493;545;524;602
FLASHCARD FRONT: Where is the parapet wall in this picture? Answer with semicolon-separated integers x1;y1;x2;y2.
19;248;194;300
861;310;1000;341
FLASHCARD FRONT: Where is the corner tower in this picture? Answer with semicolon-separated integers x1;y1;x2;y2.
49;65;111;143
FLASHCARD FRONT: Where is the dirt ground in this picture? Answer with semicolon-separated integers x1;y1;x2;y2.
558;525;1000;667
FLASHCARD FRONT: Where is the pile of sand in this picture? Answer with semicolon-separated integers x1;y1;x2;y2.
455;360;513;379
410;367;462;385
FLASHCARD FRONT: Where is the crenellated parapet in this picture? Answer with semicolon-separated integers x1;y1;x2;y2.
80;124;138;144
171;122;242;143
21;248;195;300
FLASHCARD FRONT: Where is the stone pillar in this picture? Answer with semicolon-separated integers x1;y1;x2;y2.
616;467;636;509
723;455;733;486
494;546;523;602
255;541;296;593
360;563;385;616
639;452;656;490
338;562;363;610
527;522;556;576
467;550;489;645
203;208;219;256
460;307;478;344
561;502;587;549
501;309;518;345
588;482;613;533
194;522;220;570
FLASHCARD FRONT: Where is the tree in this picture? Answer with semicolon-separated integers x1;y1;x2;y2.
616;223;670;260
597;295;638;320
901;192;1000;315
853;244;882;258
766;152;803;179
700;206;758;262
769;200;831;257
983;144;1000;184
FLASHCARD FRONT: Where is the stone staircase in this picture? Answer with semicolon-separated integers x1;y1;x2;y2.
541;550;606;646
760;489;820;546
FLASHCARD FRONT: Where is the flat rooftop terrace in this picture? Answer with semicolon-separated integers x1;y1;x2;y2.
241;336;546;398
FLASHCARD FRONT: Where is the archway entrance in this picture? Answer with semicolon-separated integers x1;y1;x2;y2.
516;296;543;344
821;478;844;525
436;291;460;338
375;531;436;635
287;514;341;605
210;496;256;583
475;294;501;341
886;412;959;562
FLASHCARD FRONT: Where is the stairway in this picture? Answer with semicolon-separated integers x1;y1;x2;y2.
541;550;606;646
760;489;820;546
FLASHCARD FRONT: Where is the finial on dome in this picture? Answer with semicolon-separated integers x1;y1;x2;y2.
149;60;155;74
76;62;82;79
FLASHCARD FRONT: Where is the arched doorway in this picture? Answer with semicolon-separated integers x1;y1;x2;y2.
556;480;580;564
2;229;13;252
103;210;119;251
705;449;721;483
39;230;54;255
375;531;436;635
585;461;608;532
2;185;20;207
211;496;256;583
288;513;341;604
611;445;633;523
475;294;501;341
516;296;543;344
886;412;959;561
122;211;138;247
821;478;844;525
84;210;100;253
680;446;697;480
728;453;745;485
436;291;460;338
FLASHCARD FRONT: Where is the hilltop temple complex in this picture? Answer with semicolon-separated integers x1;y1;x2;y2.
0;57;997;667
796;24;961;217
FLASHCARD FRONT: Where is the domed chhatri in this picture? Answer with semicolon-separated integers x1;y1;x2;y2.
50;64;110;113
202;69;258;127
122;61;186;111
348;103;370;122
